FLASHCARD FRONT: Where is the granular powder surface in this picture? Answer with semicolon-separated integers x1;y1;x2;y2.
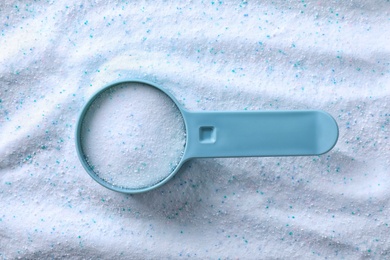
1;0;389;259
80;82;186;189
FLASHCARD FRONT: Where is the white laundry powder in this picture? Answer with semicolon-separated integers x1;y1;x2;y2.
0;0;389;259
80;82;186;189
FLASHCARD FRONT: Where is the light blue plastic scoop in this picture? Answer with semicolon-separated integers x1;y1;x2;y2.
76;79;339;193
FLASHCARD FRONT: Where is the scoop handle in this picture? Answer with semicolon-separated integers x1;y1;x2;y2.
182;110;338;159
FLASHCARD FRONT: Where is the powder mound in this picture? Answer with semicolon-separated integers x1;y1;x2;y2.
80;82;186;190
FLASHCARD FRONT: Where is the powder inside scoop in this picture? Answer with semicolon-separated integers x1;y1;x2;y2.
80;82;186;190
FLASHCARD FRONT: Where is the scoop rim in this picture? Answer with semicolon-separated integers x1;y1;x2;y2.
75;79;188;194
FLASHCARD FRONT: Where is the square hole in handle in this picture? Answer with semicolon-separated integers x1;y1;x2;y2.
199;126;216;144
